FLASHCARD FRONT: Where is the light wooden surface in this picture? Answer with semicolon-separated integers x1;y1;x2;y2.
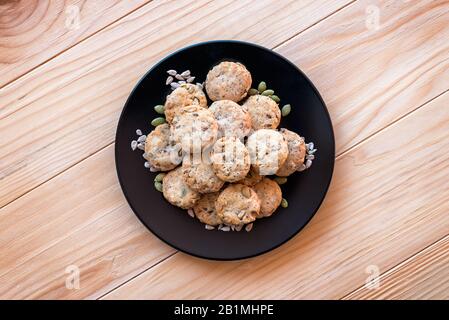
0;0;448;300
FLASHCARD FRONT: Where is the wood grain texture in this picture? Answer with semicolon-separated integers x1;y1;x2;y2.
344;235;449;300
104;91;449;299
277;0;449;153
0;0;351;208
0;145;175;299
0;0;351;299
0;0;151;88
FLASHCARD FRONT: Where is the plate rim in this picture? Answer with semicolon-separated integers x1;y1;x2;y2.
114;39;335;261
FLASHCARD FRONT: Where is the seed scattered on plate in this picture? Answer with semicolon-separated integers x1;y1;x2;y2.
307;142;314;151
258;81;267;93
137;135;146;143
281;104;291;117
186;76;195;83
154;181;163;192
144;161;150;168
131;140;138;151
270;95;280;103
137;143;145;150
166;76;174;85
248;88;259;96
205;224;215;230
308;148;317;155
149;167;158;172
170;82;180;89
305;159;312;169
167;69;177;76
261;89;274;96
151;117;166;126
154;104;165;114
235;224;243;232
221;226;230;232
187;209;195;218
306;154;315;160
181;70;190;77
245;223;253;232
136;129;142;136
178;80;186;85
281;198;288;208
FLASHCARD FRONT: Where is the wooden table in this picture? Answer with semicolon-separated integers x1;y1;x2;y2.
0;0;448;300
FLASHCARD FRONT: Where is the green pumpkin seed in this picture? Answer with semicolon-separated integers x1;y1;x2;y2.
274;177;287;185
248;88;259;96
154;104;165;114
154;173;166;182
281;104;291;117
151;117;166;126
270;95;280;103
258;81;267;93
261;89;274;96
154;181;163;192
281;198;288;208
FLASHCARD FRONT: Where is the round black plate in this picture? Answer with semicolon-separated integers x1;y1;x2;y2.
115;40;335;260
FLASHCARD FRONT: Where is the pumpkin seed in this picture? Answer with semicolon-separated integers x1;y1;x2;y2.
274;177;287;185
151;117;166;126
261;89;274;96
258;81;267;93
281;104;291;117
281;198;288;208
241;186;252;198
154;173;166;182
270;95;280;103
154;181;163;192
154;104;165;114
248;88;259;96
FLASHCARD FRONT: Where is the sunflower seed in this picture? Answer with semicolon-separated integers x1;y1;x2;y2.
261;89;274;96
221;226;230;232
235;224;243;232
154;173;166;182
308;148;317;155
306;154;315;160
196;82;203;89
238;211;246;219
150;166;158;172
305;159;312;169
186;76;195;83
297;164;307;172
137;143;145;150
142;152;148;159
245;223;253;232
136;129;142;136
230;225;236;231
281;198;288;208
178;80;186;85
274;177;287;185
137;135;146;143
248;88;259;96
154;104;165;114
131;140;138;151
167;70;177;76
144;161;150;168
258;81;267;93
181;70;191;77
281;104;291;117
151;117;166;126
166;76;174;85
205;224;215;230
307;142;314;151
187;209;195;218
170;82;180;89
175;74;184;81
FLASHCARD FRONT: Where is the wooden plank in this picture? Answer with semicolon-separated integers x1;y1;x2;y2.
0;145;175;299
0;0;151;88
0;0;352;208
104;92;449;299
0;0;351;299
344;235;449;300
277;0;449;152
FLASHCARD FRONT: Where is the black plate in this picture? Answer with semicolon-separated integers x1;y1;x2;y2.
115;40;335;260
